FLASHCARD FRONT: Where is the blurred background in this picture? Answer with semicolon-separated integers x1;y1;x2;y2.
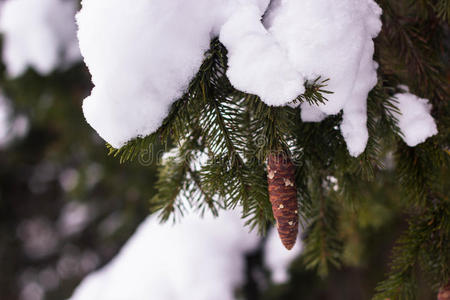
0;1;443;300
0;1;160;299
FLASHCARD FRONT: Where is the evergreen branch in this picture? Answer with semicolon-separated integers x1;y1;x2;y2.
294;77;332;106
378;0;449;104
302;174;343;277
374;200;450;300
187;168;220;217
434;0;450;22
395;141;448;206
149;153;189;222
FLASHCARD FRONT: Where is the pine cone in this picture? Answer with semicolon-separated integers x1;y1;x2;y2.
438;282;450;300
267;153;299;250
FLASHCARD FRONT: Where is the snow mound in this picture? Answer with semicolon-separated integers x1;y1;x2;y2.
0;0;81;77
220;3;304;106
77;0;384;156
391;92;438;146
77;0;299;148
69;208;301;300
269;0;382;157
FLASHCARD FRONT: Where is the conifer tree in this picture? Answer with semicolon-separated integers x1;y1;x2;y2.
82;0;448;299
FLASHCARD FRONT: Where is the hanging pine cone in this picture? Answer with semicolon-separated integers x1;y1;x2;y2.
267;152;299;250
438;282;450;300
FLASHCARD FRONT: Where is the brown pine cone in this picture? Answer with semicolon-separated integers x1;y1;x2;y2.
267;152;299;250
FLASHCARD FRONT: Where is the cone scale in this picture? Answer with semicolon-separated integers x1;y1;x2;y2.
267;153;299;250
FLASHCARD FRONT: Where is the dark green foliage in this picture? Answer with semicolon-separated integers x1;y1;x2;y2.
372;1;450;298
374;200;450;300
107;1;449;299
301;174;343;277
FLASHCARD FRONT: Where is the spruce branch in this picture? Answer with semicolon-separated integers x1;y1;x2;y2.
302;174;343;277
374;200;450;300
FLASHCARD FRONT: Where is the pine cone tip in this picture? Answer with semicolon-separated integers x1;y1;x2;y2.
282;238;296;250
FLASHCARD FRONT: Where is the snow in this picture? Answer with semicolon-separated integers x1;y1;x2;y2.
267;0;382;114
0;93;12;147
300;102;327;123
391;92;438;146
77;0;274;148
220;3;304;106
77;0;382;154
268;0;382;157
69;208;301;300
0;0;80;77
265;229;302;283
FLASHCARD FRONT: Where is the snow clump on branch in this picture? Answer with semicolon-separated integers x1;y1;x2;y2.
391;92;438;146
266;0;383;156
77;0;292;148
76;0;437;157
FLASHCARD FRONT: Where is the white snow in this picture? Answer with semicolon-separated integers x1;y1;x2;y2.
0;0;80;77
300;102;327;123
264;229;302;283
77;0;383;155
391;92;438;146
220;3;304;106
77;0;281;148
0;93;13;147
69;208;301;300
268;0;382;157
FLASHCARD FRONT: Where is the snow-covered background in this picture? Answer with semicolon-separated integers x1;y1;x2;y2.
0;0;80;77
70;209;301;300
68;150;302;300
